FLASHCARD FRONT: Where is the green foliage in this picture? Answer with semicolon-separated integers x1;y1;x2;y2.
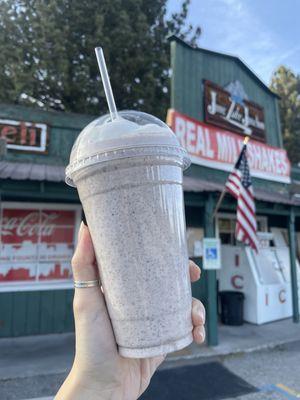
0;0;200;120
270;66;300;164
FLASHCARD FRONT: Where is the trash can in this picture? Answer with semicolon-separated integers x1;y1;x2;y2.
219;291;244;326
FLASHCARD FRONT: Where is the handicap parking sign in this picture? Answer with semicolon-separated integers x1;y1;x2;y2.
206;247;217;260
203;238;221;270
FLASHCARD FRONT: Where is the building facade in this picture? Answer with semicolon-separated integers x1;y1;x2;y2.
168;36;300;345
0;105;93;337
0;38;299;342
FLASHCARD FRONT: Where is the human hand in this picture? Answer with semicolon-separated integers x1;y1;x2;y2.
55;223;206;400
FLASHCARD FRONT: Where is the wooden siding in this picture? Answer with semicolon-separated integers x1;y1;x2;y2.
0;290;74;337
0;103;94;166
170;39;282;148
0;105;83;337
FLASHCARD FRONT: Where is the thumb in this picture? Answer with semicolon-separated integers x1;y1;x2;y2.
71;222;105;314
72;222;98;282
71;223;118;366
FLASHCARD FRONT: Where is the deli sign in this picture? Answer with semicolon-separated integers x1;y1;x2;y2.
0;119;48;153
167;109;291;184
204;80;266;141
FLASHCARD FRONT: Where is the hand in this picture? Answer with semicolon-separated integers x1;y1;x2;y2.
55;223;206;400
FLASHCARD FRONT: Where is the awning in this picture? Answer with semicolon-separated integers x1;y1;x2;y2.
1;161;299;206
0;161;65;182
183;176;299;206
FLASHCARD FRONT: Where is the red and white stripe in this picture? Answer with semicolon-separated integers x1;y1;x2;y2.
225;170;259;252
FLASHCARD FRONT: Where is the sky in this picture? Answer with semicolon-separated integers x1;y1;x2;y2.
167;0;300;85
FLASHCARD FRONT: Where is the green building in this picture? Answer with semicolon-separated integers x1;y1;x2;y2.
168;36;300;345
0;36;299;342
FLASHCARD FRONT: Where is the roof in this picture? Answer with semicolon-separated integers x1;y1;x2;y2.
168;35;280;99
0;102;94;130
0;161;65;182
183;176;298;206
1;161;297;206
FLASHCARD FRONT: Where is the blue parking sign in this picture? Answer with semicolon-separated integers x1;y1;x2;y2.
206;247;217;260
203;238;221;270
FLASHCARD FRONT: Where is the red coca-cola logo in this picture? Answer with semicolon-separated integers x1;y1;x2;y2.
2;211;58;237
1;209;76;244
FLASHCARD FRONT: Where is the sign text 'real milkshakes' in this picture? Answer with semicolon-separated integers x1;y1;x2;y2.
167;109;290;184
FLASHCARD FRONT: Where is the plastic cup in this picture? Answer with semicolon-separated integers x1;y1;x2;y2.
66;110;193;358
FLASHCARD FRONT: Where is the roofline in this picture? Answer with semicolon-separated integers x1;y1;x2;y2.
168;35;280;99
0;102;95;130
0;102;96;120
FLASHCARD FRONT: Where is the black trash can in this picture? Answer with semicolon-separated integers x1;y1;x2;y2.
219;291;244;326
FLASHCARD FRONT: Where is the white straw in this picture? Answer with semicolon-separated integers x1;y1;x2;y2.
95;47;118;121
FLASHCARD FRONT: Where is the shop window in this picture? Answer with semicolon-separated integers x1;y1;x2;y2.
186;227;204;258
216;213;267;245
0;203;81;292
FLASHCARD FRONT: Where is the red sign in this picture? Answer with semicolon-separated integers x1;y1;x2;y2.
0;207;77;284
167;109;291;183
0;119;48;153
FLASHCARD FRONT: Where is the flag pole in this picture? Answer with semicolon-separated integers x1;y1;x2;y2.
212;135;250;219
212;187;226;219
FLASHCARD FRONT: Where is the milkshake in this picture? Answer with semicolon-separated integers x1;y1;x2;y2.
65;49;193;358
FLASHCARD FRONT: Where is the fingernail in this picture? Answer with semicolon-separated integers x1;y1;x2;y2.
78;221;84;240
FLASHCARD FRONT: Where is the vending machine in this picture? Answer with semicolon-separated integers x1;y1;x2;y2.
218;232;294;324
270;227;300;310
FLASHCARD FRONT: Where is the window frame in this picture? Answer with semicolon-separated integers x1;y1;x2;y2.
216;212;268;245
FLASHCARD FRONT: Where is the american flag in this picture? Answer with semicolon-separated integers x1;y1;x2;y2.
225;144;259;252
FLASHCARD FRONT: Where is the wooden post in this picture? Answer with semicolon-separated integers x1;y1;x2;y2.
204;193;218;345
288;208;300;323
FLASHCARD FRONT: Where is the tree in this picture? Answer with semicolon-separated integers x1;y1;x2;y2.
270;66;300;164
0;0;201;120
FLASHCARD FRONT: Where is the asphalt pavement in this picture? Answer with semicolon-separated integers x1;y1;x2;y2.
224;340;300;399
2;339;300;400
1;319;300;400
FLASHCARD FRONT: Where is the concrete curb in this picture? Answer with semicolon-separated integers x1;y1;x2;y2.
24;398;53;400
1;319;299;382
167;337;300;363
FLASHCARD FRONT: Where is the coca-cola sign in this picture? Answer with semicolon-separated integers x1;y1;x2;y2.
0;206;78;286
1;209;75;243
2;211;58;238
0;118;48;153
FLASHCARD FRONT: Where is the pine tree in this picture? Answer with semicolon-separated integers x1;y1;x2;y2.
0;0;201;120
270;66;300;164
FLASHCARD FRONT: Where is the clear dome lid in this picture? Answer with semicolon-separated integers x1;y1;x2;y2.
66;110;190;186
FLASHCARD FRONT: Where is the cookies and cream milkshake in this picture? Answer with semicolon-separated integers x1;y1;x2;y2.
66;111;192;358
66;48;192;358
